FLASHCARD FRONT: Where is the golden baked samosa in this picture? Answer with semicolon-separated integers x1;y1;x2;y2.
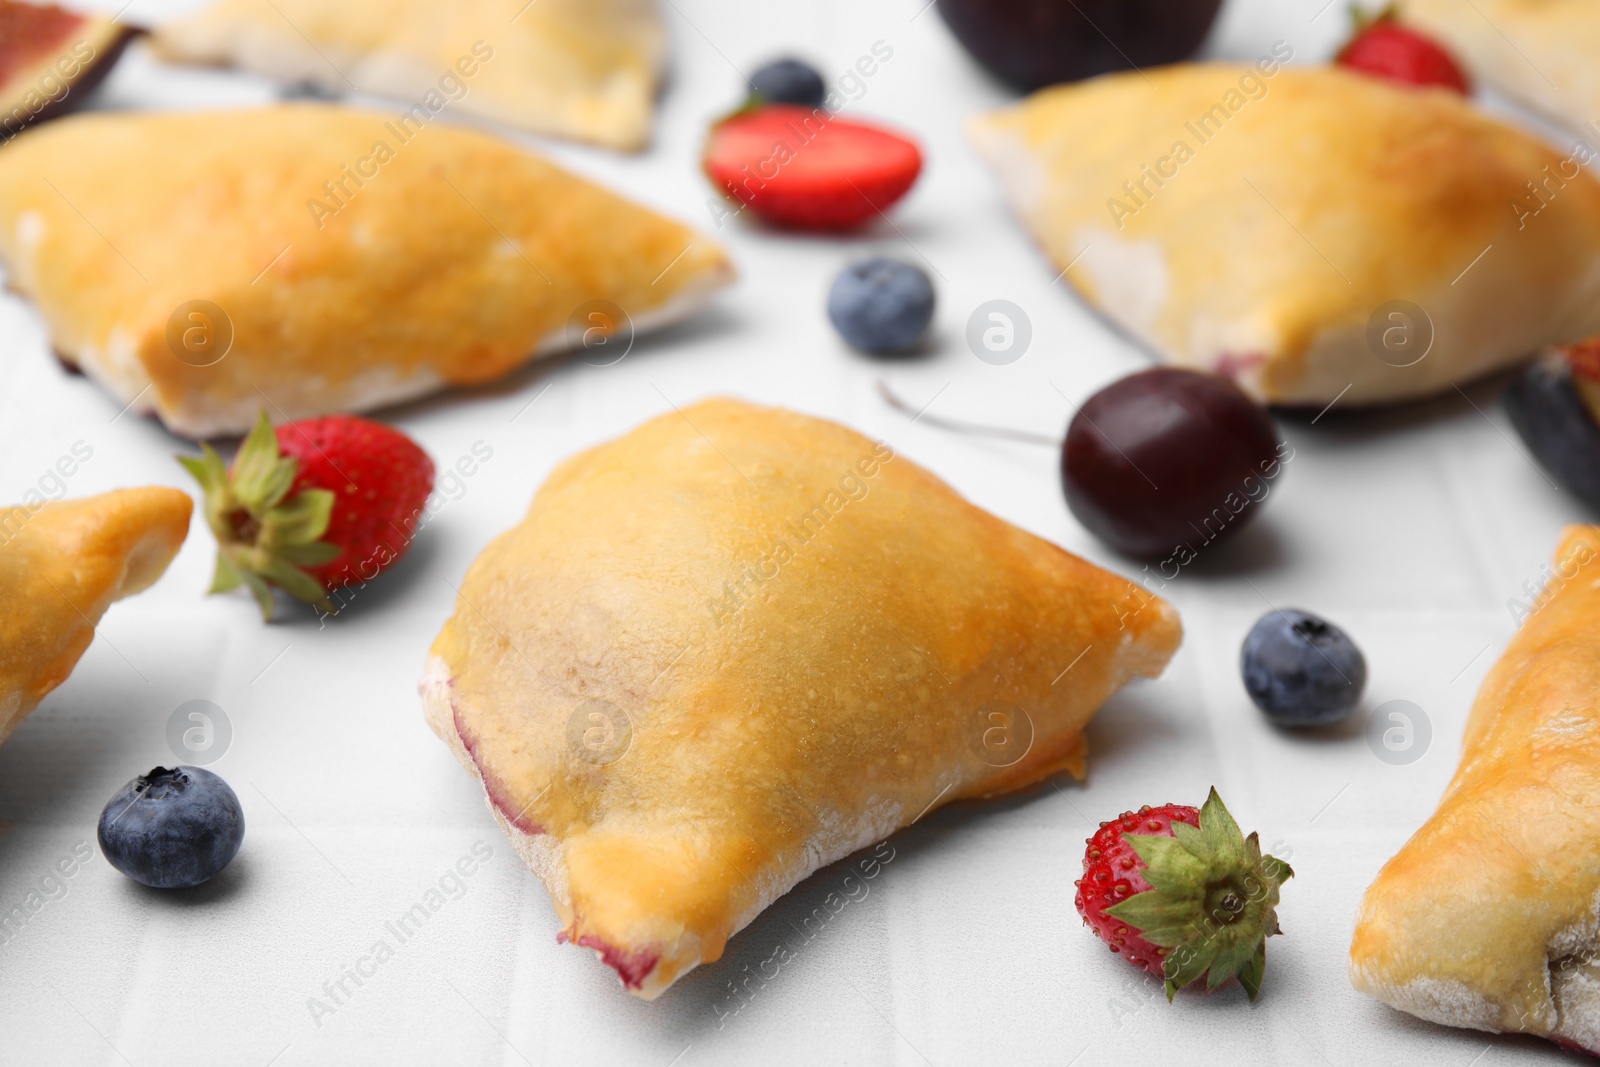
1;488;191;747
1352;526;1600;1054
423;399;1183;997
1405;0;1600;138
0;106;734;438
969;64;1600;406
153;0;666;150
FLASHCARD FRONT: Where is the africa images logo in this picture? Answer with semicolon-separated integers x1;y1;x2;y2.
304;42;495;230
1105;42;1294;230
706;442;896;628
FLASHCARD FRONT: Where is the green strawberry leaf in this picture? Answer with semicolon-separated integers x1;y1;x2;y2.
1206;937;1255;992
209;552;244;595
276;541;344;568
1163;940;1217;1001
176;408;343;622
1105;893;1193;934
267;488;334;545
1240;944;1268;1001
231;412;286;509
238;569;276;621
1125;834;1207;884
258;558;333;609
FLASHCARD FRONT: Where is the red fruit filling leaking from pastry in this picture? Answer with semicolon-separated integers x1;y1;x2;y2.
452;702;544;836
560;934;661;991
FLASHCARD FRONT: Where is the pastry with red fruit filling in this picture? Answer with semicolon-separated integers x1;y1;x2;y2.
423;398;1182;998
1352;526;1600;1055
969;64;1600;406
1403;0;1600;137
0;106;734;438
0;487;191;747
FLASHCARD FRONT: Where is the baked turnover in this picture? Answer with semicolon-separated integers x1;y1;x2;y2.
152;0;666;150
1405;0;1600;138
0;488;191;747
969;64;1600;406
423;398;1183;997
0;106;734;438
1352;526;1600;1054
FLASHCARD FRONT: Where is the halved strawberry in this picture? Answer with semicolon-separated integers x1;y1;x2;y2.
180;412;434;619
703;105;923;231
1336;6;1470;94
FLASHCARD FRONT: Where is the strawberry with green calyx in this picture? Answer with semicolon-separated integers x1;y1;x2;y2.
1335;4;1471;94
179;411;434;621
181;414;338;618
1075;788;1292;1001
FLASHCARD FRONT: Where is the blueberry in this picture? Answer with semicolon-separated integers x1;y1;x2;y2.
1503;352;1600;508
1241;609;1367;727
827;258;936;355
97;766;245;889
748;58;826;107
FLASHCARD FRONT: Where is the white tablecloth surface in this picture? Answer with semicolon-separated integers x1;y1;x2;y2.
2;1;1593;1064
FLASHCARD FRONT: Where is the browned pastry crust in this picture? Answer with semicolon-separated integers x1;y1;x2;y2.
969;64;1600;406
1405;0;1600;138
0;488;191;746
422;398;1183;997
0;106;734;437
151;0;666;150
1352;526;1600;1053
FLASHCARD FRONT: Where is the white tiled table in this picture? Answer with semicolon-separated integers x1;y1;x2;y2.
1;1;1590;1063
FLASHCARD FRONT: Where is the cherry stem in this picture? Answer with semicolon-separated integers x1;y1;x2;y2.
876;381;1061;448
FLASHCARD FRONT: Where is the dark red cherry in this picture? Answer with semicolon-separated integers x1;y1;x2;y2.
936;0;1224;91
1062;368;1283;559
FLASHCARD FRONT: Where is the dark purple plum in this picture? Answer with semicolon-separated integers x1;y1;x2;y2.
1062;368;1283;559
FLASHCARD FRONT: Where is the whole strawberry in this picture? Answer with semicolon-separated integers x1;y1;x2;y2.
1075;788;1291;1000
1336;6;1471;94
180;412;435;619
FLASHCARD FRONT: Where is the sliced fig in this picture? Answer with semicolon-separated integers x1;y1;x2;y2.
1504;342;1600;509
0;1;136;141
